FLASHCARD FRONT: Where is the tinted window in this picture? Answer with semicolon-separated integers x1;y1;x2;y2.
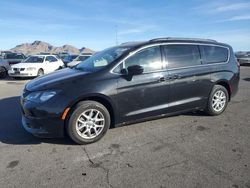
200;45;228;64
124;46;162;72
45;56;51;62
45;56;57;62
50;56;58;62
24;56;44;63
113;63;123;73
164;45;201;68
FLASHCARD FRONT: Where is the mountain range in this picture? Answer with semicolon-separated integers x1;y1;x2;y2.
7;41;95;55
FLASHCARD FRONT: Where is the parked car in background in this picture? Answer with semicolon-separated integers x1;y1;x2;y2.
8;55;64;78
58;52;70;60
39;52;51;55
236;54;250;66
67;54;92;67
20;37;239;144
0;51;12;58
4;53;26;65
0;58;10;78
63;54;78;66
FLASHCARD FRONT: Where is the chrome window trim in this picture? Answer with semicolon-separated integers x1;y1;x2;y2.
110;42;230;75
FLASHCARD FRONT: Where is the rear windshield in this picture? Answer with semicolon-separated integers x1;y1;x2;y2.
200;45;228;64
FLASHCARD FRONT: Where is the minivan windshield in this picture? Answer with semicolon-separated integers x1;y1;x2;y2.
24;56;44;63
75;55;90;61
76;47;130;72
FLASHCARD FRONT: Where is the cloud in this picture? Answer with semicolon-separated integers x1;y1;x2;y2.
216;14;250;22
118;29;146;35
215;2;250;12
193;2;250;14
226;15;250;21
118;25;157;36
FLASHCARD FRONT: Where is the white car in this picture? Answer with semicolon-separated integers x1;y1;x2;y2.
8;55;64;78
67;54;91;67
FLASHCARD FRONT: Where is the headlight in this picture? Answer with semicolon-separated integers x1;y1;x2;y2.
26;67;36;71
26;91;58;102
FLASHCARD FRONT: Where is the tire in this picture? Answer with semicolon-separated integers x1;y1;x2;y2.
206;85;229;116
0;67;7;78
37;69;44;77
66;100;110;144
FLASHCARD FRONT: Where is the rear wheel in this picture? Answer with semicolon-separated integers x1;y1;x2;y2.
66;101;110;144
37;69;44;76
206;85;229;116
0;67;7;78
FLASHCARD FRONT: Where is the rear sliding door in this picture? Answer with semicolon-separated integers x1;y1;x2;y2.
163;44;212;112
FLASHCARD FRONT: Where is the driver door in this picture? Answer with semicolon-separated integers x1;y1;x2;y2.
115;46;171;123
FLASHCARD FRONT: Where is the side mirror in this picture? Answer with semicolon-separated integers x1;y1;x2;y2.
127;65;143;75
45;60;50;64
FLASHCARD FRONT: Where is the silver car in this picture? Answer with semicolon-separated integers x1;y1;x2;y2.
236;53;250;66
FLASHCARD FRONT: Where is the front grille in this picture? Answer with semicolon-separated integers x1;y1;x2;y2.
13;68;25;71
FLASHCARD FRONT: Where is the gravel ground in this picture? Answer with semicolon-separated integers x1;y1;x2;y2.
0;67;249;188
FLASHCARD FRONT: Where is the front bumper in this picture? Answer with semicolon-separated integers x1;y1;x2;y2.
22;115;64;138
21;96;65;138
8;70;37;77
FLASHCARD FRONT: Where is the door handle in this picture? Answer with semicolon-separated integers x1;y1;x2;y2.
158;77;166;82
172;74;182;79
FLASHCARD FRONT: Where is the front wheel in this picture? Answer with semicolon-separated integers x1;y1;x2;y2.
37;69;44;77
66;101;110;144
0;67;7;78
206;85;229;116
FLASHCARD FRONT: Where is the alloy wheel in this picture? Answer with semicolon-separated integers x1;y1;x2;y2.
212;90;226;112
76;109;105;139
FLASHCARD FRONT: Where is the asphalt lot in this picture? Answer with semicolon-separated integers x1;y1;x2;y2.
0;67;250;188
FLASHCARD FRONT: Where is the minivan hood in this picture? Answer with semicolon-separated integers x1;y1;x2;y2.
26;68;90;91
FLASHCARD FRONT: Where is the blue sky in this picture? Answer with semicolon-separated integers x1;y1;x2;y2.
0;0;250;51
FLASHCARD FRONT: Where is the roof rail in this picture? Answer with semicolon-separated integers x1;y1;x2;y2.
149;37;217;43
120;41;145;45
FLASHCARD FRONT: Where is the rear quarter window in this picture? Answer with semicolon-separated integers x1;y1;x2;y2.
200;45;228;64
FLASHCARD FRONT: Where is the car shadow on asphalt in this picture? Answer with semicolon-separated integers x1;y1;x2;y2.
0;96;75;145
0;96;211;146
243;78;250;82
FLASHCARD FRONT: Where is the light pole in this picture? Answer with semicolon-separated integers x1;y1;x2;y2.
115;25;118;45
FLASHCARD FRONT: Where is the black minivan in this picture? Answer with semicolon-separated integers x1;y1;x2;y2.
21;38;240;144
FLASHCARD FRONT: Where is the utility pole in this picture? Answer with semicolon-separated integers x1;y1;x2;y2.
115;25;118;45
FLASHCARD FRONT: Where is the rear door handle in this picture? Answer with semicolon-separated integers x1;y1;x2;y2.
158;77;166;82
